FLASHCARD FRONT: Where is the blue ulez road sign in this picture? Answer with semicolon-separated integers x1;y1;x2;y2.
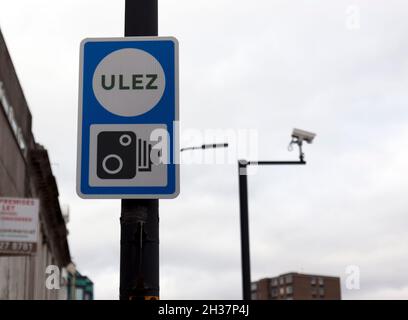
76;37;179;199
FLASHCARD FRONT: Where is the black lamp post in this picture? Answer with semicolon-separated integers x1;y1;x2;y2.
238;128;315;300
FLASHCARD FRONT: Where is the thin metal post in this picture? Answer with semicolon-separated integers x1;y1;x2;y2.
238;160;251;300
120;0;159;300
237;159;306;300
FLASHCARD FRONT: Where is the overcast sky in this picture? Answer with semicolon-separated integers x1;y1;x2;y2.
1;0;408;299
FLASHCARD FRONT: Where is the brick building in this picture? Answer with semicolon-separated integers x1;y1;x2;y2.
0;27;72;299
251;272;341;300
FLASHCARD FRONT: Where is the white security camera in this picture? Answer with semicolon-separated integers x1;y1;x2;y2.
291;128;316;144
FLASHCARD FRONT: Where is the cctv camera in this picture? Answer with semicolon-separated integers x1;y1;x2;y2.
291;128;316;144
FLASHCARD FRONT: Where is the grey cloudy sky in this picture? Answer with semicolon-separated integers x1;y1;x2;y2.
1;0;408;299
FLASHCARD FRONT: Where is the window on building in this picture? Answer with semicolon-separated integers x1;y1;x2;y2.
311;288;317;297
279;277;284;285
251;282;258;291
318;277;324;286
251;292;257;300
285;275;293;284
311;277;317;285
75;288;84;300
286;286;293;295
319;288;325;296
271;278;278;287
279;287;285;296
271;288;278;297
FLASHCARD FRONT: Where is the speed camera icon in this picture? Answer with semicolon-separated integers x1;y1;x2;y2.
88;124;169;189
96;131;137;179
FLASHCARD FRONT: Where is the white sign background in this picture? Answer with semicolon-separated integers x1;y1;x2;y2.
0;197;39;243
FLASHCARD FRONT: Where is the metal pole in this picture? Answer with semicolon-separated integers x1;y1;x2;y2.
125;0;158;36
237;159;306;300
120;0;159;300
238;160;251;300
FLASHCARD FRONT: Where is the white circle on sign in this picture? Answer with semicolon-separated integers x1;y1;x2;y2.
92;48;165;117
102;154;123;174
119;134;132;146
